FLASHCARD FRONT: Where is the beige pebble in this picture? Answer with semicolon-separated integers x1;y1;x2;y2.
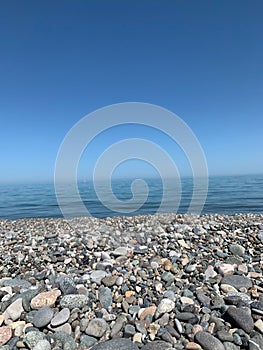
220;284;238;293
30;289;61;309
181;297;194;305
133;332;142;343
254;319;263;333
185;342;202;350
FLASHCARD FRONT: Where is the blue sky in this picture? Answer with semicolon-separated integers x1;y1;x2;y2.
0;0;263;183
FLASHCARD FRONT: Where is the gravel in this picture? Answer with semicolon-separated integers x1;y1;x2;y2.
0;213;262;349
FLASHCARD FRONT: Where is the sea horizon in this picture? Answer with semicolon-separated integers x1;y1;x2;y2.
0;173;262;220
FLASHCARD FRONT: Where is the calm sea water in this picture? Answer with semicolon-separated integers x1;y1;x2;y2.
0;175;262;220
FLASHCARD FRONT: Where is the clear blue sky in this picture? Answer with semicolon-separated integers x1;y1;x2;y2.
1;0;262;183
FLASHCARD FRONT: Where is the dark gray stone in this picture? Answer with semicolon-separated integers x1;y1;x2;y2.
195;331;225;350
98;287;112;309
91;338;139;350
141;340;172;349
221;275;252;290
227;306;254;333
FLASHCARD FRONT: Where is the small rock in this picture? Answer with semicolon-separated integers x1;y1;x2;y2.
60;294;89;309
156;298;175;316
195;331;224;350
227;306;254;333
86;318;107;338
98;287;112;309
3;298;24;321
51;308;70;327
91;338;139;349
32;307;54;328
0;326;12;346
32;339;51;350
30;289;61;309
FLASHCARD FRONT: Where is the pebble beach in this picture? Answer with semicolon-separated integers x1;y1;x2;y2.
0;213;263;350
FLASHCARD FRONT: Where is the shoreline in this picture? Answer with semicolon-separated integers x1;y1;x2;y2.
0;213;262;349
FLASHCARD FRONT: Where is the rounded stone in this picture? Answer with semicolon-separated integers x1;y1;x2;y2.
32;339;51;350
85;318;107;338
195;331;224;350
32;306;54;328
60;294;89;309
51;308;70;327
91;338;139;349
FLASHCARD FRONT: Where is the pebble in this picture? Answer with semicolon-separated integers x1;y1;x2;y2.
85;318;108;338
0;326;12;346
91;338;139;349
3;298;24;321
195;331;225;350
30;290;61;309
221;275;252;290
51;308;70;327
98;287;112;309
32;306;54;328
60;294;89;309
227;306;254;333
24;331;46;349
156;298;175;315
32;339;51;350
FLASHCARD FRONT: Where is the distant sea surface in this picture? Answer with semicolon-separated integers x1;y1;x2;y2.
0;174;262;220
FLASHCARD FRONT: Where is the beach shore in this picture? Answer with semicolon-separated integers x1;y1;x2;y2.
0;213;263;349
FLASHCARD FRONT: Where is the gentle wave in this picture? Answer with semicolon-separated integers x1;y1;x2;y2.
0;174;262;219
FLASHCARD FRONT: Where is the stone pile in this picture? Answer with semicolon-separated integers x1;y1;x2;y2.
0;213;262;349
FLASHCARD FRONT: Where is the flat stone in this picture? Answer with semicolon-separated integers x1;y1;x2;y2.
60;294;89;309
217;263;235;276
51;308;70;326
112;247;128;256
3;298;24;321
205;266;217;280
139;306;157;320
80;334;97;348
141;340;172;349
85;318;107;338
220;284;237;293
0;326;12;346
90;270;108;285
101;276;117;287
195;331;224;350
110;315;126;337
91;338;139;349
30;289;61;309
98;287;112;309
229;244;245;257
2;278;31;289
32;306;54;328
227;306;254;333
221;275;252;290
156;298;175;316
185;342;202;350
50;322;72;334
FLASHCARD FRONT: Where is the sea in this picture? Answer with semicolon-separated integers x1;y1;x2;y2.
0;174;262;220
